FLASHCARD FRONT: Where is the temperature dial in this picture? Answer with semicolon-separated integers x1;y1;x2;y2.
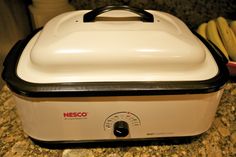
113;121;129;137
104;111;141;137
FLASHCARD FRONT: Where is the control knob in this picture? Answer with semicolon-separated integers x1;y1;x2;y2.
113;121;129;137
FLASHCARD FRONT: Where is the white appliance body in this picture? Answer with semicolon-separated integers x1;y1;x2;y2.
14;89;223;142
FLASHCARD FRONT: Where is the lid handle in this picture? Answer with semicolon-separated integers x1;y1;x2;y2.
83;5;154;22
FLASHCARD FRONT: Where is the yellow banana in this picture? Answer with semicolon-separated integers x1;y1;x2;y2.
230;20;236;36
206;20;229;59
216;17;236;61
197;23;207;39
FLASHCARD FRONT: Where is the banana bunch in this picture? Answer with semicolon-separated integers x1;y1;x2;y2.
197;17;236;61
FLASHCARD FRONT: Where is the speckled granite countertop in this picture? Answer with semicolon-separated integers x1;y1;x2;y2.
0;83;236;157
70;0;236;29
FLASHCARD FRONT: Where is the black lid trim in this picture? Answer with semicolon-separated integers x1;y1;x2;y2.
2;29;229;98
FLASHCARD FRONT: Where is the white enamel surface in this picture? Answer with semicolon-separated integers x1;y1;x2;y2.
17;10;218;83
14;89;223;141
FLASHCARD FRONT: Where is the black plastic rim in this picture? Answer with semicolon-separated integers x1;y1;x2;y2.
30;134;201;147
2;29;229;98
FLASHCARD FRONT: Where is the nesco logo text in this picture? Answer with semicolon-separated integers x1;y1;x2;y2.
63;112;88;119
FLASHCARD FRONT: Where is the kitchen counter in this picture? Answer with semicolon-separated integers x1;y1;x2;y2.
0;83;236;157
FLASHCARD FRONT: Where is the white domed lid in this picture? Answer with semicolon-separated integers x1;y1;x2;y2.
17;9;218;83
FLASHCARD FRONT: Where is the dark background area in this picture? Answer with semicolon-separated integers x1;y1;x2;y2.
69;0;236;29
23;0;236;29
